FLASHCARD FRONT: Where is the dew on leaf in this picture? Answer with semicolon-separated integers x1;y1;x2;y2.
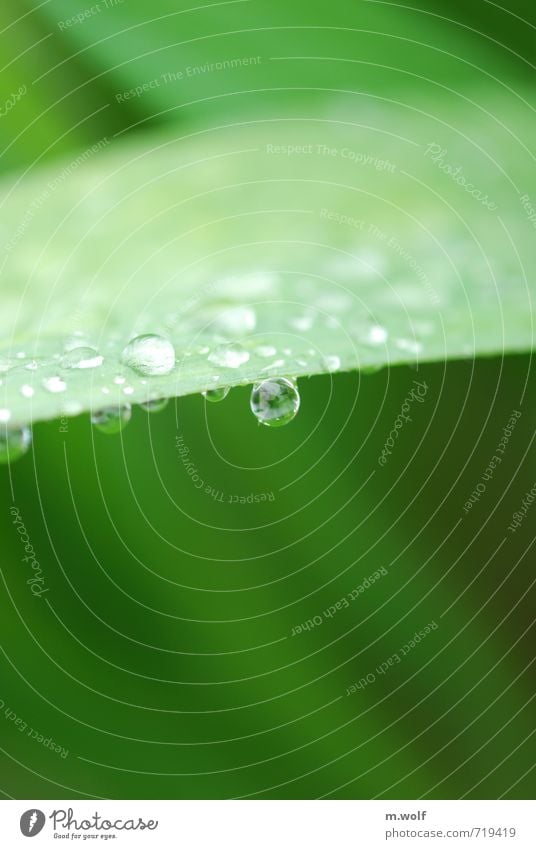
140;398;169;413
0;425;32;464
42;376;67;393
203;386;230;403
250;377;300;427
91;405;132;434
208;343;250;369
256;345;277;358
323;355;341;372
367;325;388;344
290;315;314;332
395;338;423;354
121;334;175;376
61;346;103;370
215;306;256;336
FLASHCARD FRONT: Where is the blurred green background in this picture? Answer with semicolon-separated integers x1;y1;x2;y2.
0;0;534;799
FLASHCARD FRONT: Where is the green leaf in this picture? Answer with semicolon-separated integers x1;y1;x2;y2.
0;95;534;427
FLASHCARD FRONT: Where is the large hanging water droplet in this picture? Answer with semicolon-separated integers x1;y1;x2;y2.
91;405;132;434
121;334;175;376
208;343;250;369
61;347;103;370
250;378;300;427
203;386;230;403
140;398;169;414
0;425;32;463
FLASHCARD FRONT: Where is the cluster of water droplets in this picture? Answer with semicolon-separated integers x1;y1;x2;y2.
0;333;303;465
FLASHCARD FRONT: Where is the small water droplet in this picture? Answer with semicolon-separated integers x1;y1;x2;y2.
250;377;300;427
0;409;11;423
208;343;250;369
215;306;256;336
121;334;175;376
323;355;341;372
20;384;35;398
203;386;230;403
367;325;388;345
91;405;132;434
140;398;169;414
290;315;314;332
42;376;67;393
256;345;277;358
395;338;423;354
0;425;32;464
261;358;285;372
61;400;83;416
61;347;103;370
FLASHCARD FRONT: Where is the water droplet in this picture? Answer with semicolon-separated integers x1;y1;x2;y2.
215;306;256;336
91;405;132;435
256;345;277;358
208;343;250;369
203;386;230;403
367;325;388;345
250;378;300;427
290;315;314;332
20;384;35;398
61;347;103;370
0;425;32;464
61;400;83;416
261;359;285;372
42;376;67;393
140;398;169;414
121;334;175;376
0;409;11;423
323;355;341;372
395;338;423;354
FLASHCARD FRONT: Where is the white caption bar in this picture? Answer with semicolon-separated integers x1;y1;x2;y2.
0;800;534;848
